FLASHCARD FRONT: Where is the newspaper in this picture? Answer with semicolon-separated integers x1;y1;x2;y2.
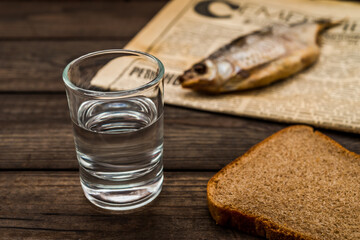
93;0;360;133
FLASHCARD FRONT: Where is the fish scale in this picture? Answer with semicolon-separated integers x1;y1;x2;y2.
230;38;286;69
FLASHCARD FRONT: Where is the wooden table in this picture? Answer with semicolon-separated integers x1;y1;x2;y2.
1;1;359;239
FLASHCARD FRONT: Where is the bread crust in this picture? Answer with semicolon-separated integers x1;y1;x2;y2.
207;125;359;240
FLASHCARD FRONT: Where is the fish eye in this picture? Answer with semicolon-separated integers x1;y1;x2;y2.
193;63;207;74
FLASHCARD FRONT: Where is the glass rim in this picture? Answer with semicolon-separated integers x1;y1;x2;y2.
62;49;165;97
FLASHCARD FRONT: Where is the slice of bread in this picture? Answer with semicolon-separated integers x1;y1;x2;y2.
207;125;360;240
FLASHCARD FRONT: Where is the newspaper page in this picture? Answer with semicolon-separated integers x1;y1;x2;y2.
92;0;360;133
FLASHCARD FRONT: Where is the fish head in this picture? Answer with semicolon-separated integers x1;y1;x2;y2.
179;59;219;92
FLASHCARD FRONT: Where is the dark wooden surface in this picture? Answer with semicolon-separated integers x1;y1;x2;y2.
0;1;359;239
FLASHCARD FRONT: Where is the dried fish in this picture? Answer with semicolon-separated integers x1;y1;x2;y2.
179;20;342;93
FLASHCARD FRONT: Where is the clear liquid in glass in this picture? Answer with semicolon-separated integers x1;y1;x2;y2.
72;96;163;210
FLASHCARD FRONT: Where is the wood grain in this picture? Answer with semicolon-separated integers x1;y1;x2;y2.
0;41;127;92
0;171;260;240
0;1;166;39
0;94;284;170
1;94;359;170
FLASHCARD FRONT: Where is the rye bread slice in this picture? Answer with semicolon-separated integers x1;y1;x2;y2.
207;125;360;240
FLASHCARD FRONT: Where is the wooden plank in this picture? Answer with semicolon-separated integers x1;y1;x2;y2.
0;41;127;92
0;1;166;39
0;171;260;240
0;93;287;170
1;94;359;170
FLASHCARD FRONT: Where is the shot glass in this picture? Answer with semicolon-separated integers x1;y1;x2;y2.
62;50;164;211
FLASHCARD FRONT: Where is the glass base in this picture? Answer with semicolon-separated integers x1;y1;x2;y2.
81;175;163;211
